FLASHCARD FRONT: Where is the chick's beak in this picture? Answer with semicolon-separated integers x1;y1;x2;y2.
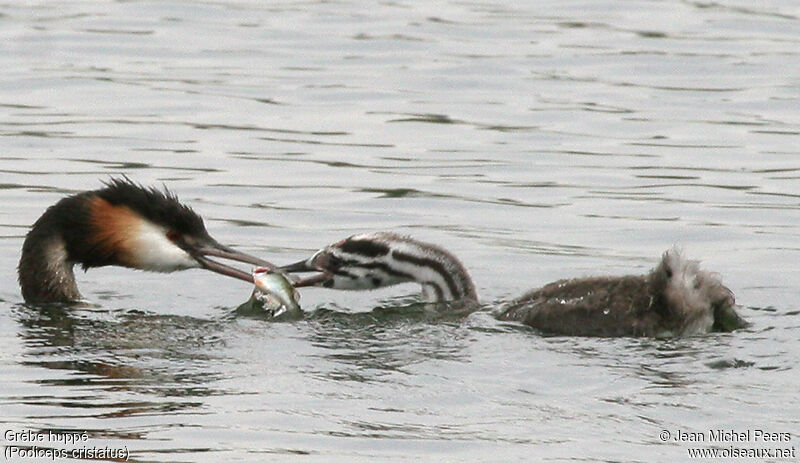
278;256;331;287
278;259;314;273
190;240;275;284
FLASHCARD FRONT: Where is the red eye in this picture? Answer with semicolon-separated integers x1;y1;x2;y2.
254;267;268;274
166;230;182;242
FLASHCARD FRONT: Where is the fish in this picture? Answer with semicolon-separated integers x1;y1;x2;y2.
243;267;302;319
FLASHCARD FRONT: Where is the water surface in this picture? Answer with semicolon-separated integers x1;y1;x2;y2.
1;1;798;461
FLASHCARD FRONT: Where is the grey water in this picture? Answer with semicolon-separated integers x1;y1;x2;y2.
1;1;798;461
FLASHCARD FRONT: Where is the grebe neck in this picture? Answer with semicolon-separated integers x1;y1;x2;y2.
385;238;477;303
19;221;81;303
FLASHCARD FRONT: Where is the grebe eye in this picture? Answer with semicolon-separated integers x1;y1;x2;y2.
254;267;268;274
327;255;345;270
166;230;182;242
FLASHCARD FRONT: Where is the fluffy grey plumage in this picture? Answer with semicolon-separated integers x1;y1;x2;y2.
498;248;740;337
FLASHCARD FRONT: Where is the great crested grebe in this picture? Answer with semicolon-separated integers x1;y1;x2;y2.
279;232;744;337
18;178;274;303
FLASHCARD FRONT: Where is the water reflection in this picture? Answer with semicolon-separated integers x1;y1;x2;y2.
12;303;228;421
300;301;477;382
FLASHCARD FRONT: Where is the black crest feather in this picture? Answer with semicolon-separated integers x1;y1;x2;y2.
97;177;208;239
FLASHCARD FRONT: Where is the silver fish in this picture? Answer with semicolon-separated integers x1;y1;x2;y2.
249;267;302;318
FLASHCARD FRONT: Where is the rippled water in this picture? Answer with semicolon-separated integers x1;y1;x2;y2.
1;1;798;461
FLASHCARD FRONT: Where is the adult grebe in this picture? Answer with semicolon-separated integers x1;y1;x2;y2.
279;232;743;337
18;178;274;303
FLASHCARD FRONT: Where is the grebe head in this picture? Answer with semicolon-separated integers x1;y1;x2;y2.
649;248;736;335
18;177;273;303
279;232;477;303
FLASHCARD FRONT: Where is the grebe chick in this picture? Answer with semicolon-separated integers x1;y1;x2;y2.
280;232;742;337
280;232;477;304
18;178;274;303
498;249;740;337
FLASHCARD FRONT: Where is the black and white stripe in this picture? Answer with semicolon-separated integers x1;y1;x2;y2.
305;232;477;303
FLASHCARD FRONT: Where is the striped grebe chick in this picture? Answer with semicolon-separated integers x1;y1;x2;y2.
18;178;274;303
280;232;477;304
280;232;742;337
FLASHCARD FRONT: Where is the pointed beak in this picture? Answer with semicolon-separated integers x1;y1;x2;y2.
191;241;275;284
279;259;314;273
278;258;331;287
